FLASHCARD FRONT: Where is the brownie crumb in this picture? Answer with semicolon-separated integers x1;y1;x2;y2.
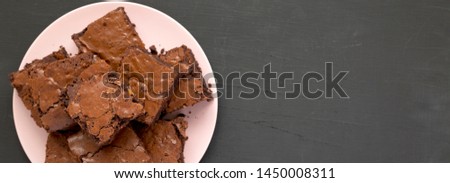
149;45;158;55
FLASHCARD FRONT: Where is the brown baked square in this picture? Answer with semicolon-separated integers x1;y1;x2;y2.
10;49;94;131
72;7;145;68
67;60;144;145
138;116;188;163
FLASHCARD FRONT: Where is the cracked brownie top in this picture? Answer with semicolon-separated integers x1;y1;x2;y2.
138;116;188;163
120;47;178;125
67;60;144;145
72;7;145;69
158;46;212;113
10;49;94;132
68;127;151;163
45;131;81;163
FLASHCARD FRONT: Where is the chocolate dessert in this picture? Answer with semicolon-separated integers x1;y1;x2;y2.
10;47;69;126
10;7;213;163
159;46;212;113
67;130;102;159
72;7;145;68
81;127;151;163
158;45;197;76
67;60;144;145
45;132;80;163
10;50;94;132
166;73;212;113
138;117;188;163
120;47;178;125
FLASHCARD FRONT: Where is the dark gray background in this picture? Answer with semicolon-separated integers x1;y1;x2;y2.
1;0;450;162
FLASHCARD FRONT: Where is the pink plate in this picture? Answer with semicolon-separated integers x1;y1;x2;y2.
12;2;218;163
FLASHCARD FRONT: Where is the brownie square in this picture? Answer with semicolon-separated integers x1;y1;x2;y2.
79;127;151;163
10;47;68;122
166;72;212;113
158;45;197;76
45;132;80;163
158;46;212;113
10;49;95;132
72;7;145;68
67;129;102;159
67;60;144;145
138;117;188;163
120;47;178;125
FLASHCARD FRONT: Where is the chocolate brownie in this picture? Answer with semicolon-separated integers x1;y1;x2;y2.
166;73;212;113
120;47;178;125
10;47;68;123
10;49;95;132
138;117;188;163
45;132;80;163
81;127;151;163
158;45;197;76
13;7;203;164
72;7;145;68
158;46;212;113
67;60;144;145
67;130;102;159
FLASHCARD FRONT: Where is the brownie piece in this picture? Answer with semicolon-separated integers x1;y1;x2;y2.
10;47;68;120
138;117;188;163
166;72;212;113
67;130;102;159
158;45;197;76
67;60;144;145
158;46;212;113
72;7;145;68
10;49;94;132
81;127;151;163
45;132;80;163
120;47;178;125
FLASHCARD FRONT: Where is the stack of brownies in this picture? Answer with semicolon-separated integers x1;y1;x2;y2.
10;7;212;163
